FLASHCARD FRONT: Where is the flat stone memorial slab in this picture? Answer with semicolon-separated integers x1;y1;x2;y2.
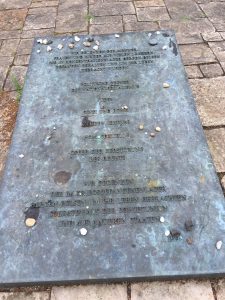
0;31;225;286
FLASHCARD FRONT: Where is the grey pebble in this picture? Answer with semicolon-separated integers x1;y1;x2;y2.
149;39;158;46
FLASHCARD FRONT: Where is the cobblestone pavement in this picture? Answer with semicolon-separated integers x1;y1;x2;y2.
1;0;225;299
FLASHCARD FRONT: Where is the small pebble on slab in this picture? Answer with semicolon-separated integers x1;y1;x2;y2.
93;45;99;51
57;44;63;50
216;240;223;250
149;39;158;46
37;49;41;53
80;228;88;236
25;218;36;227
68;43;74;49
160;216;165;223
19;154;24;158
47;46;52;52
155;127;161;132
83;41;91;47
95;40;100;46
163;82;170;88
165;230;170;237
150;132;155;137
139;124;144;130
162;45;168;50
37;39;42;44
115;34;120;38
74;36;80;42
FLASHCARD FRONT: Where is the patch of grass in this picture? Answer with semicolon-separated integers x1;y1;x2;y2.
12;76;23;102
85;13;94;22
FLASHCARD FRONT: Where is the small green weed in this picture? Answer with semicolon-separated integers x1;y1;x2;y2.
12;76;23;102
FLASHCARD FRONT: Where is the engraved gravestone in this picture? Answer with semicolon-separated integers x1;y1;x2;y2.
0;31;225;286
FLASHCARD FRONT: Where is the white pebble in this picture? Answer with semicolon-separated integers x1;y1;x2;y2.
155;126;161;132
115;34;120;38
165;230;170;237
93;45;99;51
83;41;91;47
57;44;63;50
53;126;56;130
95;40;100;46
80;228;88;236
47;46;52;52
216;240;223;250
35;194;39;198
74;35;80;42
162;45;168;50
37;39;43;44
148;33;152;37
19;154;24;158
156;31;161;35
37;49;41;53
163;82;170;88
68;43;74;49
160;216;165;223
86;206;89;209
42;39;48;45
145;132;148;135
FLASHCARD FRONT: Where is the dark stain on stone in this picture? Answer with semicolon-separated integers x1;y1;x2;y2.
169;39;178;56
170;229;181;239
185;219;194;231
82;116;93;127
162;33;170;37
54;171;72;185
24;207;39;220
186;237;193;245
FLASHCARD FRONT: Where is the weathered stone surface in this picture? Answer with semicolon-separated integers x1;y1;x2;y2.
190;77;225;126
90;16;122;25
131;281;214;300
0;39;20;56
180;44;216;65
185;65;203;79
200;63;223;78
124;20;158;32
200;2;225;31
160;19;215;44
216;279;225;300
0;9;27;31
90;23;123;34
209;41;225;62
24;7;57;30
0;57;14;89
30;0;59;7
14;55;31;66
0;0;31;10
21;28;54;39
0;292;49;300
202;31;223;42
17;39;34;55
134;0;165;7
0;92;18;140
137;7;170;21
0;31;21;40
4;66;27;92
90;2;135;16
55;12;87;33
0;140;10;180
51;285;127;300
165;0;204;19
205;128;225;173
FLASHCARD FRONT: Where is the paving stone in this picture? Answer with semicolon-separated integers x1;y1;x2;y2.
14;55;31;66
17;38;34;55
160;18;215;44
209;41;225;62
136;7;170;21
4;66;27;92
124;20;158;32
185;65;203;78
200;2;225;31
51;284;127;300
24;7;57;30
30;0;59;7
123;15;137;22
205;128;225;173
165;0;204;19
90;0;131;3
200;63;223;77
190;77;225;127
90;15;122;25
202;31;223;42
0;92;19;141
180;44;216;65
0;140;10;179
0;9;27;31
21;28;54;38
0;292;49;300
220;32;225;40
55;12;87;33
58;0;87;13
131;281;214;300
90;2;135;16
0;0;31;10
90;22;123;34
134;0;165;7
0;57;14;90
0;39;20;56
0;31;21;39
